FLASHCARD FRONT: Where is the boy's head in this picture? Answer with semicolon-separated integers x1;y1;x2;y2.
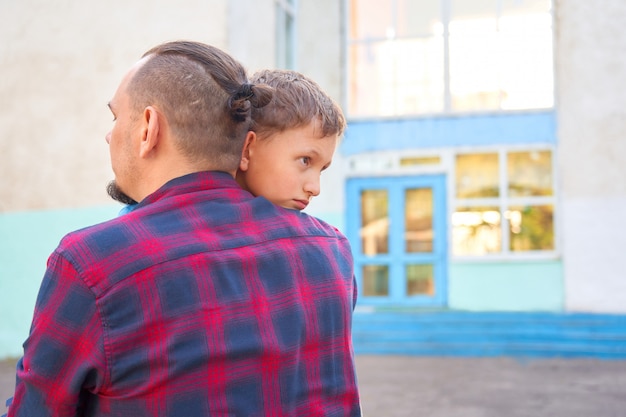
248;69;346;139
236;70;346;211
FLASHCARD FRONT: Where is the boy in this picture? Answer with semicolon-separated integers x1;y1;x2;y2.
119;69;344;215
236;69;345;211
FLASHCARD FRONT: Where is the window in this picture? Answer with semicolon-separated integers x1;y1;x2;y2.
348;0;554;117
275;0;296;69
452;149;555;256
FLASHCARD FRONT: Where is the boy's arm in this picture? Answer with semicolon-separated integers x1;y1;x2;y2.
8;251;105;417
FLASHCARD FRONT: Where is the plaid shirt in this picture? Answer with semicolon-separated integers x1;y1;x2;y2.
7;171;361;417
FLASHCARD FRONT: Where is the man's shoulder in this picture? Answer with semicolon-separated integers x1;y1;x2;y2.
55;214;135;261
268;205;348;242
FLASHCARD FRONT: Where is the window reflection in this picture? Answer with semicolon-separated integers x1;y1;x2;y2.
449;0;554;111
405;188;433;253
456;153;499;198
362;264;389;296
349;0;443;116
348;38;444;117
507;205;554;251
452;206;501;255
360;189;389;255
348;0;553;116
406;264;434;295
508;151;553;197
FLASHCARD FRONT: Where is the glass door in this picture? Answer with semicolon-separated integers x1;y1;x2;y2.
347;175;447;307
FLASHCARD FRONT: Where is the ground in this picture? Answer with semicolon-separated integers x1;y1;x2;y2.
2;355;626;416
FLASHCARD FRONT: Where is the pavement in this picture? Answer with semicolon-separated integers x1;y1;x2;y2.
2;355;626;416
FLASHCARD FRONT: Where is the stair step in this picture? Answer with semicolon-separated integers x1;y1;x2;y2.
351;311;626;358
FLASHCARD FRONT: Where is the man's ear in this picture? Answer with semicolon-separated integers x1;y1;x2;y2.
139;106;160;159
239;131;257;171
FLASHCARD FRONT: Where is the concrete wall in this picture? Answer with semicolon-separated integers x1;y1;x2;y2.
0;0;295;359
297;0;349;225
555;0;626;312
0;0;231;213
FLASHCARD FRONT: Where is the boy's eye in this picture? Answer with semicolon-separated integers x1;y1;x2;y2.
300;156;311;165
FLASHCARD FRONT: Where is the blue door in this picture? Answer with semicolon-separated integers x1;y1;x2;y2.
346;175;448;307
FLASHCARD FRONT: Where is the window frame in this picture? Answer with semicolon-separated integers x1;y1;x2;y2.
449;144;560;261
275;0;297;69
344;143;560;262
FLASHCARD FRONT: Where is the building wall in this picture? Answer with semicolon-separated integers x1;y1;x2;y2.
295;0;348;227
315;0;626;315
0;0;286;359
0;0;230;213
556;0;626;312
2;0;626;361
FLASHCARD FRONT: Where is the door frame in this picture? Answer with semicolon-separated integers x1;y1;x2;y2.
346;175;448;307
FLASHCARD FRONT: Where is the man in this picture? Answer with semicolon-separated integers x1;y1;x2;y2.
6;41;361;417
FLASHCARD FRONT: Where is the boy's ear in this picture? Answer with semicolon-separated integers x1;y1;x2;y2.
239;131;257;171
139;106;160;159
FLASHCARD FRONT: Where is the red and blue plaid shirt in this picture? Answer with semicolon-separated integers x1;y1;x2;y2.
7;171;361;417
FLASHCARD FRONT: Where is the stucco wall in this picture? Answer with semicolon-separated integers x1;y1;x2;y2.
555;0;626;312
297;0;348;224
0;0;230;213
0;0;288;360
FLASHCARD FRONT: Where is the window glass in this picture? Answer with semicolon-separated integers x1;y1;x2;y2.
448;1;500;111
455;153;499;198
452;206;501;255
350;0;394;39
362;265;389;296
348;0;553;116
348;38;444;116
400;156;441;166
406;264;434;295
360;189;389;255
275;0;295;69
449;0;553;111
508;150;553;197
396;0;441;38
405;188;433;253
452;148;555;256
508;205;554;251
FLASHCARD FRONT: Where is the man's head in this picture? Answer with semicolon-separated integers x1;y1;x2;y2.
236;70;346;210
106;40;272;204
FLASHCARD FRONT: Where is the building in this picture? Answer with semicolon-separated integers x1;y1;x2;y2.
1;0;625;359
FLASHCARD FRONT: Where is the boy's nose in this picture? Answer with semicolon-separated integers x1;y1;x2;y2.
305;176;320;197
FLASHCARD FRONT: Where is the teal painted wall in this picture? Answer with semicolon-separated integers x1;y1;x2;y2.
448;261;564;311
0;205;120;359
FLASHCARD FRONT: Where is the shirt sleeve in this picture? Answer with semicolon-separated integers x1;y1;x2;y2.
352;274;358;310
8;250;106;417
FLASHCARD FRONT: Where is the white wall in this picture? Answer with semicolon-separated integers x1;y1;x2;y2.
0;0;282;359
556;0;626;312
0;0;231;213
227;0;276;72
297;0;348;225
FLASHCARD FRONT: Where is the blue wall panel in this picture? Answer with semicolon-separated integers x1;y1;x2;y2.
341;111;557;155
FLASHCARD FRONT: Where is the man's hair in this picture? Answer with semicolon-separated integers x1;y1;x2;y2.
249;69;346;139
126;41;272;170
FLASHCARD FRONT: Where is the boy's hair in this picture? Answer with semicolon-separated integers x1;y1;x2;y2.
249;69;346;139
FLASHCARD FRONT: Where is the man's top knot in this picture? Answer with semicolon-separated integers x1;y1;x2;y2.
234;83;254;101
228;82;274;122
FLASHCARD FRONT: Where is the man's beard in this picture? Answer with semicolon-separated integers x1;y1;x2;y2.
106;180;137;205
